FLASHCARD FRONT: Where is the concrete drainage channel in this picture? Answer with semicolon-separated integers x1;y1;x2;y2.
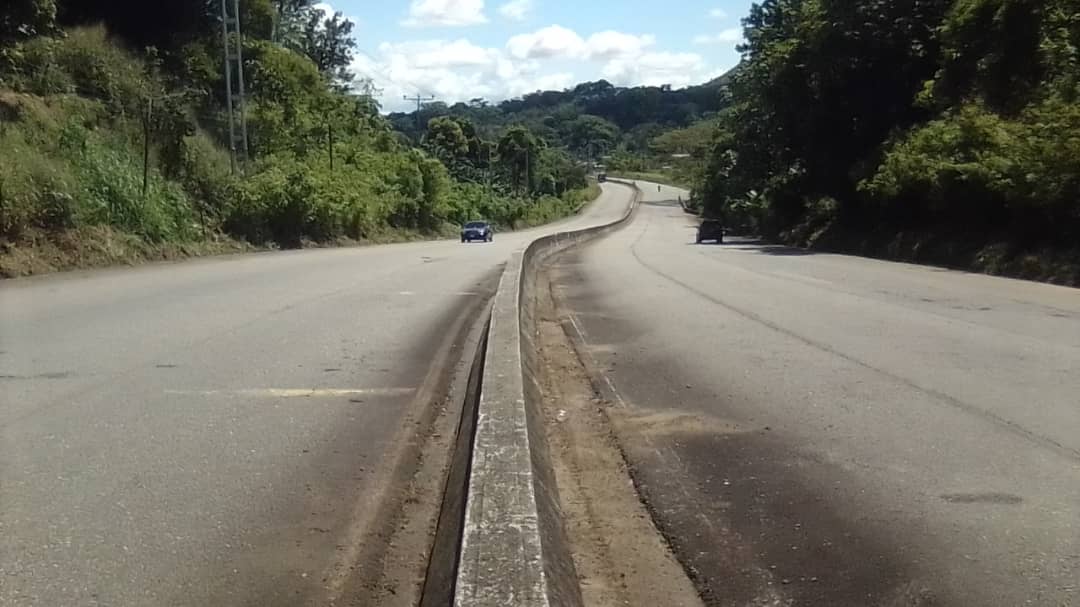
420;180;643;607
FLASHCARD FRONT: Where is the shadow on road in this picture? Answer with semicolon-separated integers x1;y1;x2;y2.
739;244;815;256
692;236;817;256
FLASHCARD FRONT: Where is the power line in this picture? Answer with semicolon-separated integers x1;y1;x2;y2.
403;94;436;130
222;0;249;174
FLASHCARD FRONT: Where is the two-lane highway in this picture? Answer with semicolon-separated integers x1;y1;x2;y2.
0;183;634;607
554;183;1080;606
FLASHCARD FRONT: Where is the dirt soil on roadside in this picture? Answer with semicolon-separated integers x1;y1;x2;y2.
534;264;704;607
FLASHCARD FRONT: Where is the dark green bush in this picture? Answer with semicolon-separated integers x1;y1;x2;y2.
52;26;151;115
863;99;1080;238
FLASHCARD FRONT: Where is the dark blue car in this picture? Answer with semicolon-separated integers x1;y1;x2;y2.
461;221;493;243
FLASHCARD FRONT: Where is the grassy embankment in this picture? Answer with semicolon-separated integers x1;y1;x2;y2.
0;28;598;278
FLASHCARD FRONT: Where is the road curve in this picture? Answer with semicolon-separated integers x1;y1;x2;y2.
553;183;1080;606
0;183;635;607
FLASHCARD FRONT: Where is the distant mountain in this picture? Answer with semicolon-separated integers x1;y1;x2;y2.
387;71;736;149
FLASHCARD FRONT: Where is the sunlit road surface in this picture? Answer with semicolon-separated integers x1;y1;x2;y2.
554;183;1080;606
0;183;634;607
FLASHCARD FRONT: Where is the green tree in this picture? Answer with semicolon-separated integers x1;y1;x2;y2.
272;0;312;44
425;116;470;161
651;120;718;157
1;0;56;45
930;0;1052;112
563;114;620;158
299;8;356;84
534;147;587;196
497;126;540;195
695;0;1079;255
702;0;953;233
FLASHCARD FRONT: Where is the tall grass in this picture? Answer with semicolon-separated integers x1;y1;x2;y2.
1;25;600;263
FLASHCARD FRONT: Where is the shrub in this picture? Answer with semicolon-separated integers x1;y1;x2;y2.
0;123;77;236
862;99;1080;239
176;130;235;226
52;26;151;116
226;158;393;246
3;36;72;95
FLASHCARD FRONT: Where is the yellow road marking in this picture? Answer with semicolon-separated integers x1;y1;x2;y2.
165;388;415;398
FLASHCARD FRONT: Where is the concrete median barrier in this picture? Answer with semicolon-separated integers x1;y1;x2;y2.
452;180;642;607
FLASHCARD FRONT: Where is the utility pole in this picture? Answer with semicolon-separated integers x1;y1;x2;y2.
222;0;249;174
403;94;435;132
327;122;334;170
142;97;153;200
485;145;493;207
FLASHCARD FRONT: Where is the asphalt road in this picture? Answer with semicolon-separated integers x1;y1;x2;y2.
554;183;1080;606
0;183;634;607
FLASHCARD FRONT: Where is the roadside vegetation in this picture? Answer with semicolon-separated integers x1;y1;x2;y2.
388;76;732;197
695;0;1080;285
414;1;1074;285
0;0;597;277
7;1;1073;283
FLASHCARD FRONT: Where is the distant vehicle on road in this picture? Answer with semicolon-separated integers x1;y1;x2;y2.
696;218;724;244
597;173;607;183
461;221;493;243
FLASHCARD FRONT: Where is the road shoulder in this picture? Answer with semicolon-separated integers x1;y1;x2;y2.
533;262;703;607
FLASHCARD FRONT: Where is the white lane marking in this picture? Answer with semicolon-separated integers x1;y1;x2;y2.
165;388;415;398
568;313;628;408
398;290;478;296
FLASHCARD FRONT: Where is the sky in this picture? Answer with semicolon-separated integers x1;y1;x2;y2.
314;0;754;112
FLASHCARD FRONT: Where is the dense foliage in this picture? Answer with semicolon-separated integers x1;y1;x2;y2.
699;0;1079;266
389;76;733;162
0;0;596;263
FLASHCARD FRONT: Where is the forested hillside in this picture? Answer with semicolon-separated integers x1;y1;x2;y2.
699;0;1079;283
389;75;731;175
0;0;595;276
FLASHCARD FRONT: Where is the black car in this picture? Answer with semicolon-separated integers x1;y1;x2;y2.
696;218;724;244
461;221;493;243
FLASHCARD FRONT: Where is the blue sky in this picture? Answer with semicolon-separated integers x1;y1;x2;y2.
316;0;753;112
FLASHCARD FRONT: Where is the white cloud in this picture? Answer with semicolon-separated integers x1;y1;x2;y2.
350;38;575;112
346;26;724;112
602;51;708;88
693;28;743;45
506;25;655;61
506;25;586;59
498;0;533;21
586;30;656;60
403;0;487;27
508;72;576;97
407;39;494;67
709;8;728;19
